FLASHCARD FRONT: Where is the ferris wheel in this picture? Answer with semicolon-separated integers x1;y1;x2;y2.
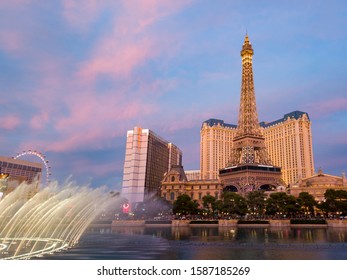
13;150;51;185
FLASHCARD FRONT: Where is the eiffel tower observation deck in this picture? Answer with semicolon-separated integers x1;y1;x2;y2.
219;35;283;195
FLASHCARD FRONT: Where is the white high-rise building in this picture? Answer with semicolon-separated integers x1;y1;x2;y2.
121;127;182;205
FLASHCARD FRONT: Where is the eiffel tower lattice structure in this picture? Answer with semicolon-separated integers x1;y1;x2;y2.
219;35;284;195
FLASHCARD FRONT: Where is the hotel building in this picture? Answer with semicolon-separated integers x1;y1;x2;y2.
0;156;43;198
121;127;182;205
200;119;237;181
0;156;42;184
201;112;314;186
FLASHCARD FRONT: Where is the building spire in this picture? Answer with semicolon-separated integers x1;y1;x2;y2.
228;35;272;166
219;35;282;195
244;32;250;44
236;34;261;138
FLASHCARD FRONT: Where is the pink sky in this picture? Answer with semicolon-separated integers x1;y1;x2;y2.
1;0;347;188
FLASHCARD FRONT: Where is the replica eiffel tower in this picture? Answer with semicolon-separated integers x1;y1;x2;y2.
219;35;283;194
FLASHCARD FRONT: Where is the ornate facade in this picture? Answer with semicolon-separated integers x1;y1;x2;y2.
290;169;347;202
160;165;222;205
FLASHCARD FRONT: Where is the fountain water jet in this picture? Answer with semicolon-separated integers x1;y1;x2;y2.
0;180;118;259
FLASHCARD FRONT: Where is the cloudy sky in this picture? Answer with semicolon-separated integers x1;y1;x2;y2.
1;0;347;190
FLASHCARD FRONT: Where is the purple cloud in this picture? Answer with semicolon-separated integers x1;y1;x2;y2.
1;0;347;188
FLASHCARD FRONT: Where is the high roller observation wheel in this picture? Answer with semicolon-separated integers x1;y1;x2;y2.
13;150;51;186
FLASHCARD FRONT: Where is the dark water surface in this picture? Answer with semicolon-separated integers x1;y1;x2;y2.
40;226;347;260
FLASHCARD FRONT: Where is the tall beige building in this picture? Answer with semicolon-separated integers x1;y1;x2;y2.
262;111;314;185
201;111;314;186
200;119;237;180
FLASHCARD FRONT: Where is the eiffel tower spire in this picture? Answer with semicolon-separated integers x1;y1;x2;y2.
236;34;262;138
219;34;283;194
219;35;283;194
229;34;272;165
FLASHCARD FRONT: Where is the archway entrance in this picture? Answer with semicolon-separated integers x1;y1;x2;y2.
259;184;276;191
223;185;238;192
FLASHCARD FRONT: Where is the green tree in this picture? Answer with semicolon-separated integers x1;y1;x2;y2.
265;192;300;216
246;190;266;216
173;194;199;215
214;199;224;215
297;192;317;216
202;194;216;212
317;189;347;215
221;192;248;216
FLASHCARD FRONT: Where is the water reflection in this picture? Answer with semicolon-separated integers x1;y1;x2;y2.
109;226;347;244
41;226;347;260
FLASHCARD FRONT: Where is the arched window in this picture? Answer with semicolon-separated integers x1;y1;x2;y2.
171;176;175;182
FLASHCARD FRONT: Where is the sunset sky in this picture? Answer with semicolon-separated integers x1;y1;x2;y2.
1;0;347;190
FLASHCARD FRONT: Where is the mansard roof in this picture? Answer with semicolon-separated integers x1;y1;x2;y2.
162;165;188;183
201;119;237;129
260;111;310;128
202;111;310;129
